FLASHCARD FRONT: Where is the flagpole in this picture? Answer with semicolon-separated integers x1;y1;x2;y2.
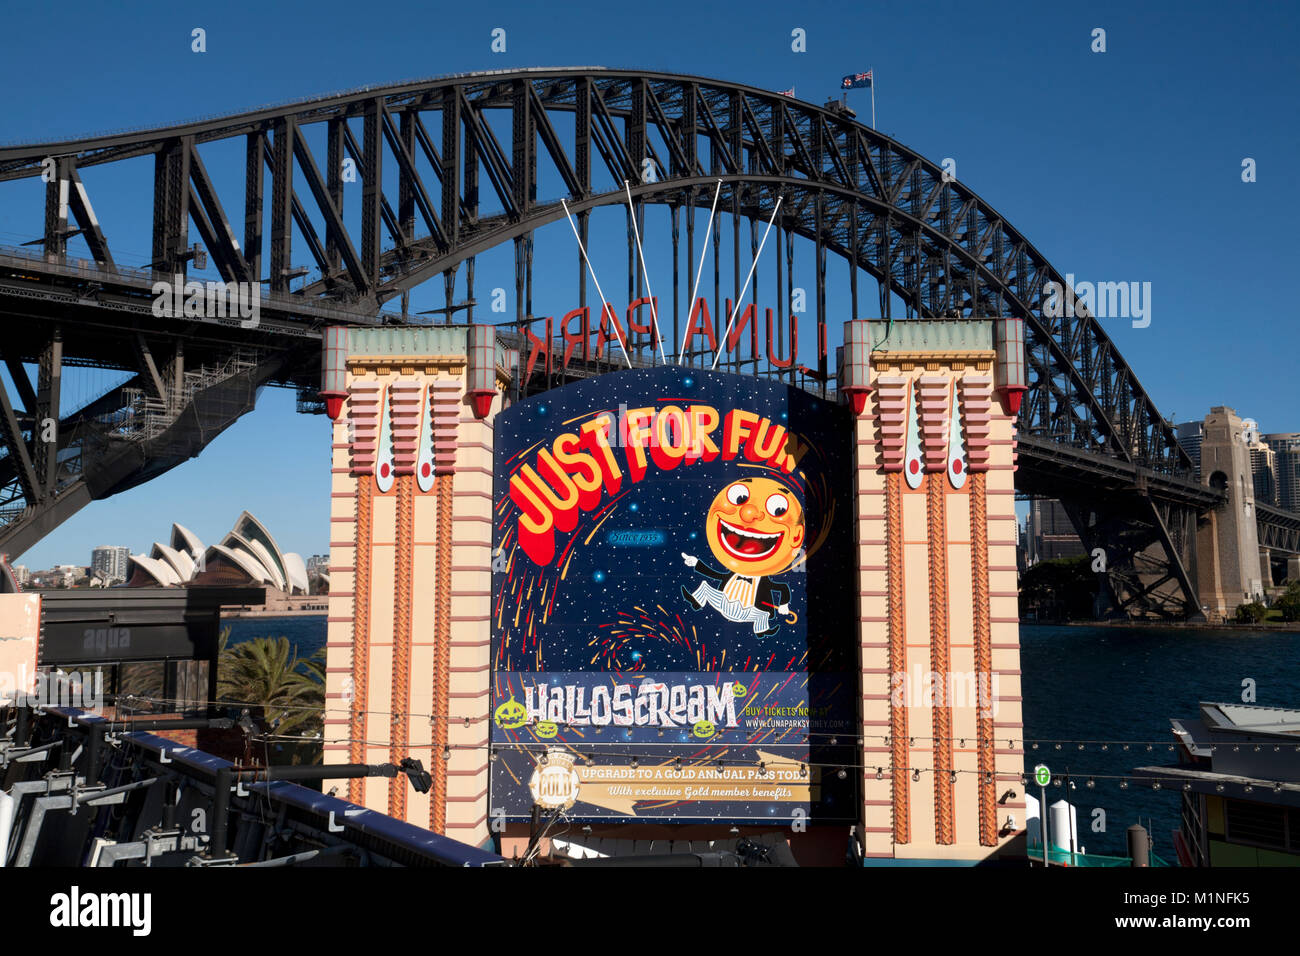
871;74;876;128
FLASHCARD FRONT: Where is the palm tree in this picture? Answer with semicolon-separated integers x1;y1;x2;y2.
216;635;324;738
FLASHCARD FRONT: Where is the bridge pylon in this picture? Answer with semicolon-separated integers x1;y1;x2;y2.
1195;406;1264;618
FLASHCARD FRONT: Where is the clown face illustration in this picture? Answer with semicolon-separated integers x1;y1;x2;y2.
681;477;805;638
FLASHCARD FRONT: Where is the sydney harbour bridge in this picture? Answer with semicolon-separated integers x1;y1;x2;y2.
0;67;1295;619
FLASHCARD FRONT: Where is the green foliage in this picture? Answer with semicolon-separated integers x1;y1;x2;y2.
1274;581;1300;623
216;634;324;742
1018;555;1097;621
1234;601;1268;624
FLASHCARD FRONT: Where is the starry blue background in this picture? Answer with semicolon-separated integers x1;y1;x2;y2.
492;367;856;673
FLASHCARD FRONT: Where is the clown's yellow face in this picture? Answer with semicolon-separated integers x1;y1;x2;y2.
704;477;805;577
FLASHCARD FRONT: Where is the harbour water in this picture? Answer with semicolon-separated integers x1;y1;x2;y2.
1019;624;1300;857
224;615;1300;857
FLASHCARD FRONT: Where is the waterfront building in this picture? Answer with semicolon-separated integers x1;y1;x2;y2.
124;513;309;595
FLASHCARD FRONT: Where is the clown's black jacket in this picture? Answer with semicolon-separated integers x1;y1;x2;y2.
691;558;791;610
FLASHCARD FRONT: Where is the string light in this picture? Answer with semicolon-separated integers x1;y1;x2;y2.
30;691;1251;796
74;695;1220;752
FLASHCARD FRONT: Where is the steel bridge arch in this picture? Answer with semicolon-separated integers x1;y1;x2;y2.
0;67;1188;475
0;67;1225;613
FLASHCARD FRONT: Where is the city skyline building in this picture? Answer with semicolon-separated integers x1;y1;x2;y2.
90;545;130;585
1025;498;1085;564
1262;433;1300;513
1176;420;1204;475
1247;434;1278;508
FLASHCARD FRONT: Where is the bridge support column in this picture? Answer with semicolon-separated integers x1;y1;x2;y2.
852;318;1024;863
322;327;508;845
1195;407;1263;618
1260;548;1274;589
1289;556;1300;585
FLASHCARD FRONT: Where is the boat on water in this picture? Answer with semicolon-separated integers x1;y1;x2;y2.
1133;702;1300;867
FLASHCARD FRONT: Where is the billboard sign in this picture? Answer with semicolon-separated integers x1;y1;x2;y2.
490;367;857;822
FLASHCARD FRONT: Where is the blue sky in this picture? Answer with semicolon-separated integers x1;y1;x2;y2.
2;0;1296;569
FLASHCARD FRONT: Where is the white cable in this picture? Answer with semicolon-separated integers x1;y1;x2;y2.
623;180;669;366
679;179;723;364
561;199;632;369
712;195;783;371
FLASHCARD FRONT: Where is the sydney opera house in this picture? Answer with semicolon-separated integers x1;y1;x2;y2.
126;510;311;595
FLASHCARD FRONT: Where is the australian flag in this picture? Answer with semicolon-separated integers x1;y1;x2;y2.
841;70;872;90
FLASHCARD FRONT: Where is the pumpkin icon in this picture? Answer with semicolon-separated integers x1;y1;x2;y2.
494;697;528;730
